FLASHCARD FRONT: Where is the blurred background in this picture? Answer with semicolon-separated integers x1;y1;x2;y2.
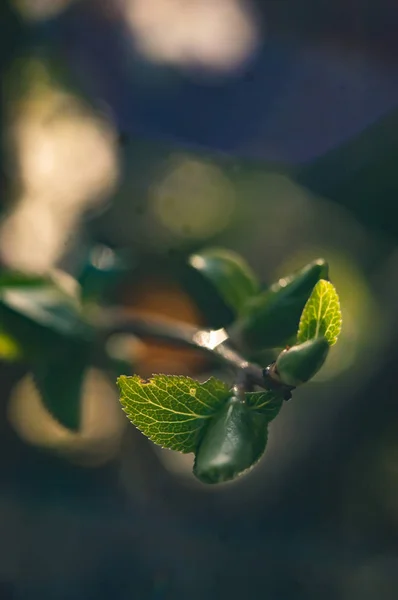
1;0;398;598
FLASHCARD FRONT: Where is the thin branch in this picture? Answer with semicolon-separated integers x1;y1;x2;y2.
96;309;266;388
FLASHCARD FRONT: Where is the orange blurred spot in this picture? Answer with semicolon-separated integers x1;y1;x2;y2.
121;278;210;378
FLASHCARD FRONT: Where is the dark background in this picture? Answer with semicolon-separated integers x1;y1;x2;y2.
1;1;398;598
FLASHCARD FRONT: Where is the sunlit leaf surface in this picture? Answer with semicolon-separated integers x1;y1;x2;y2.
118;375;231;453
297;279;342;346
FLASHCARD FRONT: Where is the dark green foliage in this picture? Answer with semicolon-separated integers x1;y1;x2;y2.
118;256;341;483
0;272;90;359
0;252;342;483
33;342;90;431
231;259;328;350
183;247;259;329
276;338;330;387
193;396;269;484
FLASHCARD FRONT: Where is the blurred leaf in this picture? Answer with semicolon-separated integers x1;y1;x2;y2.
0;271;48;288
118;375;230;453
183;248;259;329
231;259;328;350
33;342;89;431
1;287;80;334
0;275;90;358
276;337;330;386
78;245;130;304
297;279;342;346
0;270;48;361
0;331;22;361
193;396;269;484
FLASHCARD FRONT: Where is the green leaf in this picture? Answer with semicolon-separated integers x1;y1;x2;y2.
297;279;342;346
276;337;330;386
0;276;90;359
231;259;328;351
183;247;259;329
245;390;283;421
0;273;58;360
117;374;231;453
193;396;269;484
33;342;89;430
1;286;80;334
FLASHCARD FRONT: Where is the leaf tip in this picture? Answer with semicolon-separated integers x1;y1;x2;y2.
313;258;329;278
116;374;127;389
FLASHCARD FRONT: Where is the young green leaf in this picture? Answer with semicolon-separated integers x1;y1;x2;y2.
276;337;330;386
230;259;328;350
297;279;342;346
183;247;259;329
117;375;231;453
193;396;269;484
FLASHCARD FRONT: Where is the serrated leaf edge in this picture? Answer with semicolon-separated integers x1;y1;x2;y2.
117;374;231;453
